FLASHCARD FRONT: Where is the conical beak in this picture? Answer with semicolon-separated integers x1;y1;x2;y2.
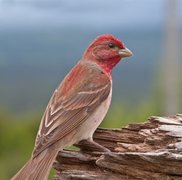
119;47;133;58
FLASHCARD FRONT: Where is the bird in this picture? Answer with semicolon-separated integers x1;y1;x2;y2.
11;34;132;180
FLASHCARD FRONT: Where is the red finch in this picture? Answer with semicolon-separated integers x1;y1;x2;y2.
12;34;132;180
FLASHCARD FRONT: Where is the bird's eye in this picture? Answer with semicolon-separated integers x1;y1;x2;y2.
108;43;116;48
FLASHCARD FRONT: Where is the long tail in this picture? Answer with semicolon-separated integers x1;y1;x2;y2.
11;148;58;180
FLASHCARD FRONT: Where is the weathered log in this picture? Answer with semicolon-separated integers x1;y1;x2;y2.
53;114;182;180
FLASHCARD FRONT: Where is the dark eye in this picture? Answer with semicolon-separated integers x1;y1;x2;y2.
108;43;116;48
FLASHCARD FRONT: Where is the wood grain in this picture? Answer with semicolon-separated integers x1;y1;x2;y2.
53;114;182;180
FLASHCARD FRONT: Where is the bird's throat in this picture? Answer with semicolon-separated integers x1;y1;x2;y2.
97;58;121;74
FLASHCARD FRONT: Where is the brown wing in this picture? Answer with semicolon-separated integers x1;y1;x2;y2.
32;61;111;157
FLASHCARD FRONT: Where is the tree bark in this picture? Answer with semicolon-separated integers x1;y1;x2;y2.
53;114;182;180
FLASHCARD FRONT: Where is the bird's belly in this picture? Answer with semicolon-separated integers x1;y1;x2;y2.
73;87;112;143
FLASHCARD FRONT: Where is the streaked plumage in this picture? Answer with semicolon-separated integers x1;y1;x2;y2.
33;61;111;157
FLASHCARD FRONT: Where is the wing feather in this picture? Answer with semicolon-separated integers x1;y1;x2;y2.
32;61;111;157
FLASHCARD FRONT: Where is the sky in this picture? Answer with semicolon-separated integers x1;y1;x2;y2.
0;0;178;30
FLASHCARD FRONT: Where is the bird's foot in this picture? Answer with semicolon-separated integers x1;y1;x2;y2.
75;138;110;152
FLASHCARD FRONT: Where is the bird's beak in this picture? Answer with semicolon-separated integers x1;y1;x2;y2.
119;47;133;58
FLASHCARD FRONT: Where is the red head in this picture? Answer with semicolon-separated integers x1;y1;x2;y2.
82;34;132;74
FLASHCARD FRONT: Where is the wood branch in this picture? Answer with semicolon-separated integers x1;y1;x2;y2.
53;114;182;180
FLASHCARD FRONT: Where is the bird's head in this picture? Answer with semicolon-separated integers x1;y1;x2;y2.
83;34;132;74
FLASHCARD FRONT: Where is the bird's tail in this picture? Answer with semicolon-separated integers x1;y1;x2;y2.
11;148;58;180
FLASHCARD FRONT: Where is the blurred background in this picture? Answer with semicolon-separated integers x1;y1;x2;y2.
0;0;182;179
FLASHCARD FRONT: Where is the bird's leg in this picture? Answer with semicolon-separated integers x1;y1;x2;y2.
76;137;110;152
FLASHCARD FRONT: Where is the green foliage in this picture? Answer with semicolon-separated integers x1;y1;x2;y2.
0;110;41;179
101;99;161;128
